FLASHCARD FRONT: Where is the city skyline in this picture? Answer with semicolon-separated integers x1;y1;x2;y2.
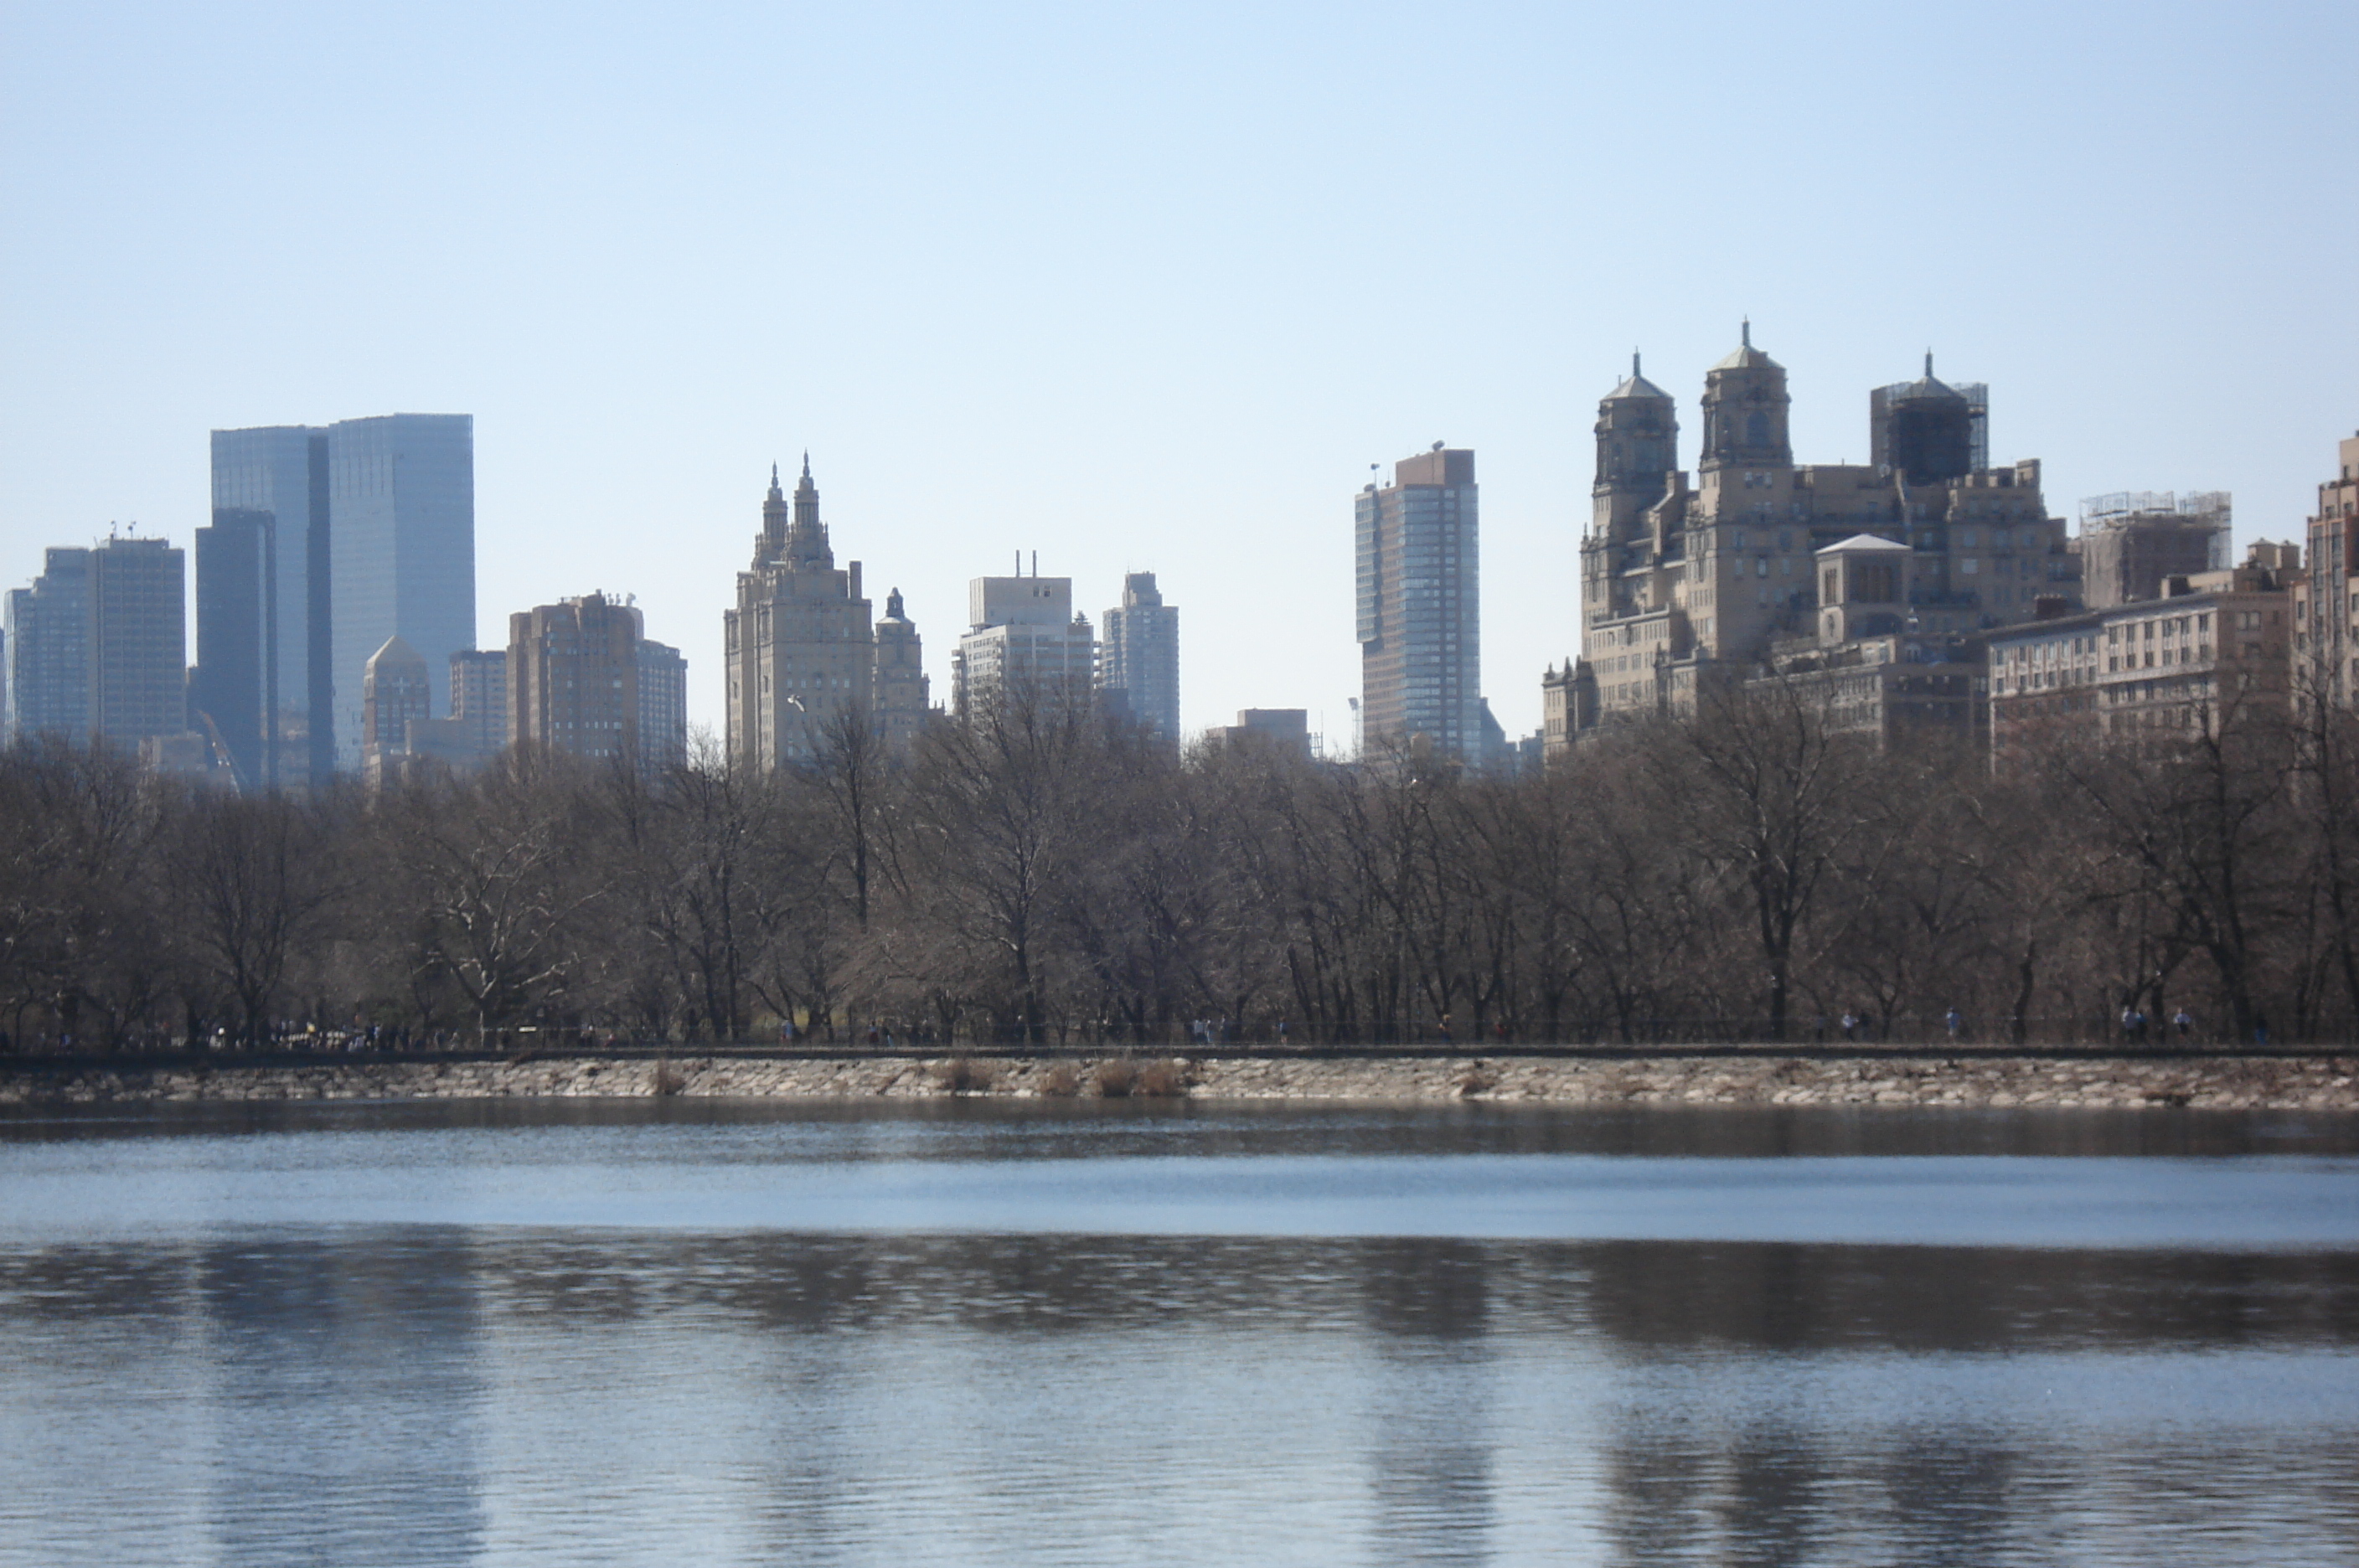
3;3;2350;745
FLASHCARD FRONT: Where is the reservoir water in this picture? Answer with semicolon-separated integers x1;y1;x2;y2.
1;1099;2354;1565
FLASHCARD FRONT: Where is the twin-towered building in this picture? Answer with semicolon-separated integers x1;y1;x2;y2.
725;459;931;768
1543;330;2083;755
722;459;1189;759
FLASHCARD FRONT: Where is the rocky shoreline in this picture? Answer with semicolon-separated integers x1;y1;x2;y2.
2;1050;2356;1111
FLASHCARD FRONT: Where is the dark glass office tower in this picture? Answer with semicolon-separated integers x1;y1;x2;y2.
190;512;266;784
209;426;332;784
327;415;474;771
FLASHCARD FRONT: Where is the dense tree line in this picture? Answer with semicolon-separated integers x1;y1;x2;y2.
5;682;2358;1053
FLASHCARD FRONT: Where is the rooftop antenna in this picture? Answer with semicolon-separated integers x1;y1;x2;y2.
1741;317;1752;348
1031;549;1038;577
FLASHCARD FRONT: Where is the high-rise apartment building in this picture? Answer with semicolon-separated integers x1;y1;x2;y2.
207;426;331;783
449;649;508;758
508;592;639;762
636;634;689;769
90;537;187;750
1356;446;1483;761
2078;492;2232;610
952;571;1097;720
1099;570;1180;747
2295;430;2359;707
206;415;474;778
5;538;185;751
1545;333;2078;755
725;461;927;767
5;548;92;742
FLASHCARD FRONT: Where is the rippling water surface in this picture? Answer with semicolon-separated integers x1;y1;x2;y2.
2;1099;2355;1566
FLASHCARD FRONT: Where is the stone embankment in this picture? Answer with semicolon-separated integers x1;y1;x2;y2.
3;1052;2355;1111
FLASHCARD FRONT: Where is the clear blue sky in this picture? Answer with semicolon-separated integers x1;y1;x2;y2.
4;0;2354;745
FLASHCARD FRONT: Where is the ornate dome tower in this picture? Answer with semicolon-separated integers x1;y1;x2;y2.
1594;351;1679;499
1699;320;1792;472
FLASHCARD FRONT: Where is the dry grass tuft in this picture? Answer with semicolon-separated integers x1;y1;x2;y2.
933;1055;996;1094
1037;1062;1081;1098
1134;1059;1190;1098
1093;1058;1138;1098
650;1060;685;1096
1454;1064;1497;1098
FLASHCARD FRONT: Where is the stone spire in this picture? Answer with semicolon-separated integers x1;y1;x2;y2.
758;464;789;563
787;455;832;570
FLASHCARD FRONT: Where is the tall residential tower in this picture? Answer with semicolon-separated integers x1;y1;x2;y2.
725;460;927;767
1099;571;1180;746
1355;446;1483;761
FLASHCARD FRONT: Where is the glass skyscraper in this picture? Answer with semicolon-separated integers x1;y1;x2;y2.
206;413;474;777
206;426;331;783
326;415;474;771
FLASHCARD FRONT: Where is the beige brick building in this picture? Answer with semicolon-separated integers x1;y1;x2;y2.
508;592;640;763
1988;545;2299;756
724;461;928;768
1545;334;2077;757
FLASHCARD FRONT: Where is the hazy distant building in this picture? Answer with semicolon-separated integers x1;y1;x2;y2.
872;588;930;752
2078;492;2232;610
1357;446;1484;761
3;536;185;752
508;592;640;762
361;636;432;787
325;415;475;771
207;426;331;784
636;633;689;769
1099;571;1180;747
1205;707;1311;759
953;570;1097;720
89;537;188;750
5;547;92;742
726;461;924;767
208;415;475;776
449;649;508;758
189;512;268;784
1546;334;2078;756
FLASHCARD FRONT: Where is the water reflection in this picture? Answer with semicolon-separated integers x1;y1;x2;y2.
195;1235;484;1566
2;1101;2356;1565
